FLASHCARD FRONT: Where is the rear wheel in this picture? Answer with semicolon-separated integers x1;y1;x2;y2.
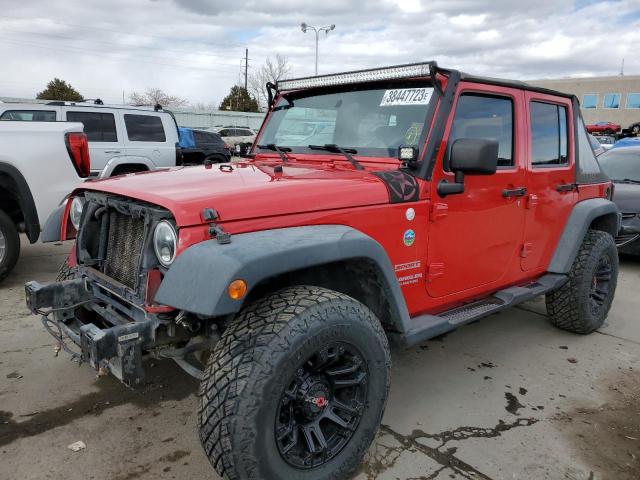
546;230;618;334
633;125;640;135
198;286;390;480
0;209;20;282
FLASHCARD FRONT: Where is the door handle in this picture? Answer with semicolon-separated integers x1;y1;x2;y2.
556;183;575;192
104;150;121;154
502;187;527;198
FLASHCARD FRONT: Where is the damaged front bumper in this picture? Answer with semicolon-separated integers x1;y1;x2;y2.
25;279;154;387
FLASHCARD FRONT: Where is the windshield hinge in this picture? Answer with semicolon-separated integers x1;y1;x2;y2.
202;208;232;244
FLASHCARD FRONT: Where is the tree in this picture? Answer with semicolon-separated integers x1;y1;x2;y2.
36;78;84;102
128;87;188;108
249;54;292;110
219;86;259;112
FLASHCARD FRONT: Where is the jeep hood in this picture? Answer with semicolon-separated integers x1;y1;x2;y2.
79;162;392;226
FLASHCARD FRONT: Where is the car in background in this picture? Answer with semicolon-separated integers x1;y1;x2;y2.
211;126;256;149
628;121;640;136
593;134;615;150
0;101;180;177
589;134;606;156
586;121;621;135
178;127;230;164
610;137;640;150
597;146;640;255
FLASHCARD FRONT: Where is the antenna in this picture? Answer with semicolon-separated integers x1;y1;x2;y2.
620;58;625;76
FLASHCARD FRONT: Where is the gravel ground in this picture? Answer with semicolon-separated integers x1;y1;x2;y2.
1;239;639;480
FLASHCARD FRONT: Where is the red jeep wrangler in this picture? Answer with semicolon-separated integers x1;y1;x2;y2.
26;62;621;480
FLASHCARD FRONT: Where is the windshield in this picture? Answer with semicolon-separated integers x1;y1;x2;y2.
257;82;435;158
598;148;640;182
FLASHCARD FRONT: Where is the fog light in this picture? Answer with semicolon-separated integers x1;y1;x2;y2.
398;145;419;164
228;279;247;300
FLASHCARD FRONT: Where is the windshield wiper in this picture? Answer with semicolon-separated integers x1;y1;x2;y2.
613;178;640;184
308;144;364;170
256;144;291;163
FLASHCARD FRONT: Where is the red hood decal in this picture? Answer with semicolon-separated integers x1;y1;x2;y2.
78;162;391;226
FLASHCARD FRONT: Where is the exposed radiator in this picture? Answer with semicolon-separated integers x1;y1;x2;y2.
104;211;145;289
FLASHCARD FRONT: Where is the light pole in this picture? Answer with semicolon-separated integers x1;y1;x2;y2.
300;22;335;75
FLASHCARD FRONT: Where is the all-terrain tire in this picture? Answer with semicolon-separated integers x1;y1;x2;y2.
546;229;618;334
198;285;391;480
0;209;20;282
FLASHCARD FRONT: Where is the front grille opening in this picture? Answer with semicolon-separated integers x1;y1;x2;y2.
104;211;146;290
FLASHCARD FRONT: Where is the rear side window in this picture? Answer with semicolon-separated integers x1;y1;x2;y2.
67;111;117;142
0;110;57;121
530;102;568;167
124;114;166;142
448;93;514;167
193;130;223;145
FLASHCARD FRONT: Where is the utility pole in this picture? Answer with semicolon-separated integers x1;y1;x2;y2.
244;48;249;90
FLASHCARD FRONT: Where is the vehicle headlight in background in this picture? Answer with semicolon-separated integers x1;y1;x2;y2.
153;221;177;267
70;196;85;230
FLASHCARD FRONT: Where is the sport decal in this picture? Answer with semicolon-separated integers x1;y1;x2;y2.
395;260;421;272
380;88;433;107
372;170;420;203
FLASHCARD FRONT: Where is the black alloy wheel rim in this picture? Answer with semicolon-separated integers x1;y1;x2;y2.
590;255;612;314
275;342;368;469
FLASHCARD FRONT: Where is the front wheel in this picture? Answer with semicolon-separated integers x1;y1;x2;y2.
546;230;618;334
632;125;640;135
0;209;20;282
198;286;390;480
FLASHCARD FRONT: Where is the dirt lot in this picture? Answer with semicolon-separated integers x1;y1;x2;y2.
1;239;639;480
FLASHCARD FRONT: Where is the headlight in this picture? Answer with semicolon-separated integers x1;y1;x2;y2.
153;221;177;267
70;196;85;230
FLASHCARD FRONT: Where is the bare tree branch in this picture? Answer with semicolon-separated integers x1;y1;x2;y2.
249;54;292;110
128;87;188;108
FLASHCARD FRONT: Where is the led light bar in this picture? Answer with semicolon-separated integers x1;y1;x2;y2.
277;61;437;91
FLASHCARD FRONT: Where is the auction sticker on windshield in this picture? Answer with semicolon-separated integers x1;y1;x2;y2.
380;88;434;107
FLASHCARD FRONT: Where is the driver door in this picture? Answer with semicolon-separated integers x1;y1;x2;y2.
426;85;527;299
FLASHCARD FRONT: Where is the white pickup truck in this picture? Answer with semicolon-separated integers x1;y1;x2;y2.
0;121;87;281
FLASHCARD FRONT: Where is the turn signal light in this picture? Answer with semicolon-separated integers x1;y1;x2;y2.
228;279;248;300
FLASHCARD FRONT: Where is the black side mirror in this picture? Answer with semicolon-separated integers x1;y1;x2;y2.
438;138;499;197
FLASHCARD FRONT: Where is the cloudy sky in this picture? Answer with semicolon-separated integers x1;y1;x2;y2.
0;0;639;106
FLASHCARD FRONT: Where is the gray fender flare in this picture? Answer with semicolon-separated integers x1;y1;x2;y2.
547;198;620;273
154;225;412;332
41;204;66;242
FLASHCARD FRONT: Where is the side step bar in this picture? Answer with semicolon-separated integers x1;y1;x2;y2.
393;273;567;348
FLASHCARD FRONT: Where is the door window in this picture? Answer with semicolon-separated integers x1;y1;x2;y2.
67;111;117;142
0;110;57;121
124;114;166;142
530;102;568;167
448;93;514;168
